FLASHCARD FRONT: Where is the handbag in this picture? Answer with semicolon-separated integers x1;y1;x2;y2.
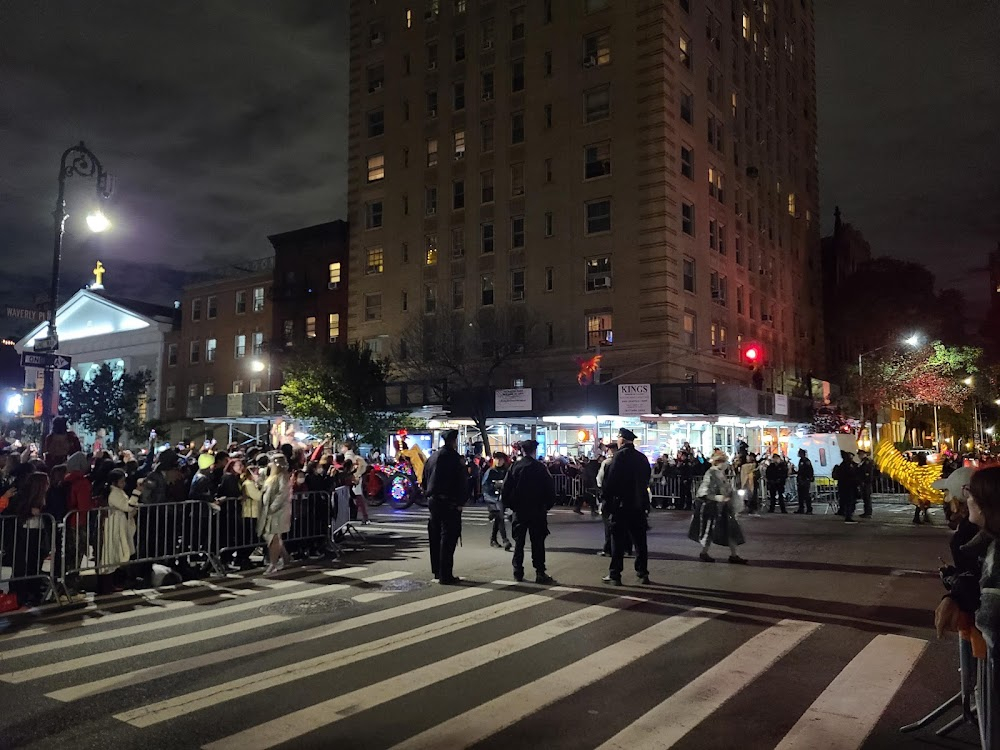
0;592;18;613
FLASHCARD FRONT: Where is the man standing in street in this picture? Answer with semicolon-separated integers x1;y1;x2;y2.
765;453;789;513
833;450;861;524
420;430;466;584
857;449;875;518
601;428;652;586
502;440;556;584
795;448;814;514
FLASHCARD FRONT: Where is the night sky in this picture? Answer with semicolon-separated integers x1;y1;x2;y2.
0;1;997;340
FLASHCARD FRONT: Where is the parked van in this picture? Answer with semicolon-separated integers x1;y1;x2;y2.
787;433;859;479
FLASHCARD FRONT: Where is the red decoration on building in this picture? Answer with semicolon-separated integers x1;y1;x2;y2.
576;354;602;386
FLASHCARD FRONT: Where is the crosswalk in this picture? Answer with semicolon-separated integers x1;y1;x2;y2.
0;562;938;749
367;503;589;533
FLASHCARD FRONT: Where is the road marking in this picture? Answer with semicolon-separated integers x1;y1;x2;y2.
2;615;289;683
0;568;381;659
200;596;641;750
117;585;580;729
594;619;820;749
773;633;926;750
0;566;367;643
390;607;724;750
352;592;397;603
48;585;498;703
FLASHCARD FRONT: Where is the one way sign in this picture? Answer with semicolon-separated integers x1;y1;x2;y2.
21;352;73;370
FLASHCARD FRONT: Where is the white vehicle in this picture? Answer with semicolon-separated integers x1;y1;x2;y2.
787;433;859;478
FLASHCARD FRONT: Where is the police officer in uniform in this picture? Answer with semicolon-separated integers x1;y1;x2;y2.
502;439;556;584
420;430;466;584
601;428;652;585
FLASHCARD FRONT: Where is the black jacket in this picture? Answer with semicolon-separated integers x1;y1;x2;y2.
765;461;788;485
501;457;555;518
602;445;651;516
421;447;467;505
796;457;814;484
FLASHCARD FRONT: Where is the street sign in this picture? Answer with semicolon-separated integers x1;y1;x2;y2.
32;335;58;352
21;352;72;370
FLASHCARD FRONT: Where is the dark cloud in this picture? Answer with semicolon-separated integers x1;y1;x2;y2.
816;0;1000;315
0;0;347;322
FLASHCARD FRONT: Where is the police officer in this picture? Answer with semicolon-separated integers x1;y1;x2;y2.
420;430;466;584
795;448;814;514
502;439;556;584
601;428;652;586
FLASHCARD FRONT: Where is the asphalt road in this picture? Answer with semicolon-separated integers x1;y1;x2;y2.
0;501;978;750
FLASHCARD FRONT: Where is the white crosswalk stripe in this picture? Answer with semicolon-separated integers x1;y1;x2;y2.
0;564;936;750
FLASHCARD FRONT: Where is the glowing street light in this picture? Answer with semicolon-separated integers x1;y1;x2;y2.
903;333;921;347
250;360;266;373
964;377;974;386
85;209;111;233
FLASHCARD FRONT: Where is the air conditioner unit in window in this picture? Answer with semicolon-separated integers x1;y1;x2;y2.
592;275;612;289
455;151;465;159
583;55;597;68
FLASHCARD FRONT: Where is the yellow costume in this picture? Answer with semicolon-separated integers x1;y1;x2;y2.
873;440;943;506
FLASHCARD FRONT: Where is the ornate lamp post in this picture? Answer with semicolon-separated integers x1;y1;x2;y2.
39;142;113;437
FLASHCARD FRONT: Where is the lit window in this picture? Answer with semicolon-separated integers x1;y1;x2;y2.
366;246;384;275
425;234;438;265
586;256;612;292
788;193;797;216
235;290;247;314
328;313;340;342
424;284;437;313
682;257;695;293
481;170;495;203
205;338;217;363
305;316;316;339
364;293;382;321
584;30;611;66
454;129;465;158
188;383;199;398
252;331;264;355
683;312;696;347
742;13;750;40
406;8;413;29
585;199;611;234
203;382;214;397
481;274;495;306
252;287;265;312
679;33;692;68
426;138;438;166
329;262;342;285
481;222;495;254
232;380;243;394
511;269;525;301
584;85;610;122
511;216;525;248
586;313;613;348
510;163;524;196
584;141;612;179
234;334;246;358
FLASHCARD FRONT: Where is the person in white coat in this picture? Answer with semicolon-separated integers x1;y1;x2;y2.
258;454;292;574
341;439;369;524
101;468;137;585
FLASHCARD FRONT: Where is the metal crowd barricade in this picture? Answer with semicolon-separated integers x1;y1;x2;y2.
650;476;689;503
286;491;333;546
214;495;263;563
0;513;57;604
551;475;576;503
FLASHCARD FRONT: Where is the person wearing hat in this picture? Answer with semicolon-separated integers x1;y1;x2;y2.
832;450;861;524
601;428;652;585
795;448;815;514
689;450;748;563
502;440;557;584
764;452;789;514
420;429;467;584
857;449;875;518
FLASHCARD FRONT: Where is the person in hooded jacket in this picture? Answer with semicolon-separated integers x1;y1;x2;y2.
601;428;652;586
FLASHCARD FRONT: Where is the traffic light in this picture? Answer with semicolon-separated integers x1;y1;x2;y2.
577;429;591;442
741;341;764;367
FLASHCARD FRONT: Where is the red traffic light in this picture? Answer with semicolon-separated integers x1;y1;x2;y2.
742;342;764;367
744;346;760;362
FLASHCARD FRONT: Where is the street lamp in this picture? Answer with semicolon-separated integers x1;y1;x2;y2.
858;333;921;443
40;142;113;438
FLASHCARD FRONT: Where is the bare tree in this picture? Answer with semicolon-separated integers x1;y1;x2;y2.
394;306;537;455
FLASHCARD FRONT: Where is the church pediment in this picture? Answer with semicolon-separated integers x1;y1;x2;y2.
17;290;155;350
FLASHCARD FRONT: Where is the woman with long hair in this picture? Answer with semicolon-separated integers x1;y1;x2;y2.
236;460;263;570
965;467;1000;649
10;472;51;606
258;454;292;574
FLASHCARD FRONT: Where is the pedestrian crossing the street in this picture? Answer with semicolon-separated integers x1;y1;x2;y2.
0;563;936;750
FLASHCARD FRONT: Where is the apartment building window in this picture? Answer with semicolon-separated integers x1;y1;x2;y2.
481;274;495;306
305;316;316;340
510;7;525;40
283;319;294;345
205;338;217;363
365;200;383;229
708;114;724;151
584;85;610;122
510;163;525;196
191;298;202;321
452;227;465;258
247;378;261;393
234;334;246;358
681;202;695;235
166;385;176;410
482;70;494;100
708;166;724;202
364;293;382;321
709;218;718;250
401;290;408;312
235;290;247;314
706;10;721;50
544;103;552;128
426;89;438;117
367;154;385;183
328;314;340;343
188;383;199;399
252;286;265;312
680;89;693;124
419;284;434;313
203;382;215;397
749;291;756;320
481;170;494;203
710;271;728;306
511;269;526;301
367;64;384;93
511;111;524;144
427;42;438;70
481;17;495;49
165;343;178;367
426;138;438;167
742;12;750;40
453;180;465;210
511;59;525;92
454;0;466;14
252;331;264;355
586;256;612;291
679;33;692;69
718;223;727;255
683;312;696;347
544;50;553;76
366;246;384;275
736;285;745;315
481;222;495;253
328;262;342;288
454;31;465;62
680;145;694;179
788;193;797;216
586;313;613;347
511;216;525;248
682;257;696;293
453;81;465;111
584;30;611;66
544;212;554;237
231;380;243;395
680;0;690;12
367;109;384;137
585;199;611;234
735;235;743;265
403;193;410;215
425;186;437;216
584;141;611;179
544;158;553;182
453;129;465;159
425;234;438;265
707;64;723;102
